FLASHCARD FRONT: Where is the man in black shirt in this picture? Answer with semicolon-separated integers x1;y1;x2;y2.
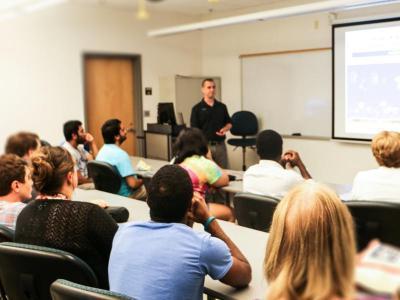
190;78;232;168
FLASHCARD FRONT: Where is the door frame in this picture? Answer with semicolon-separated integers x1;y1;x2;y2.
82;52;144;156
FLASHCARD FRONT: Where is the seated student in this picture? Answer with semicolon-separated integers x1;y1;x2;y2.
351;131;400;202
109;165;251;300
5;131;41;160
264;181;356;299
0;154;33;229
15;146;118;289
96;119;146;200
173;128;234;222
243;129;311;198
62;120;98;185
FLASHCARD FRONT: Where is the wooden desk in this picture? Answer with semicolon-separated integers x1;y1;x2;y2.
74;188;268;300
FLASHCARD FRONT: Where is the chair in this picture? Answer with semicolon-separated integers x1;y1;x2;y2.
87;161;122;194
50;279;134;300
345;201;400;250
233;192;280;232
227;111;258;171
0;225;14;243
0;242;98;300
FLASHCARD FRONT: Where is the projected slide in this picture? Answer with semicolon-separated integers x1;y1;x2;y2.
345;25;400;135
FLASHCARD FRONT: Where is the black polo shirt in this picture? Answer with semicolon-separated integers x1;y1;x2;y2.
190;99;232;142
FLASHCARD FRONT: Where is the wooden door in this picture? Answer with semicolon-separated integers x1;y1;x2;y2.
84;57;137;156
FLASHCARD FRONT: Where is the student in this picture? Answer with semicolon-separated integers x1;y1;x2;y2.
351;131;400;202
62;120;98;185
243;129;311;198
264;181;356;300
109;165;251;300
173;128;234;222
15;146;118;289
96;119;146;200
5;131;41;160
0;154;33;229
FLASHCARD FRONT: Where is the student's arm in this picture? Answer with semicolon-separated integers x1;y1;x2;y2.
77;171;92;185
206;158;229;187
85;133;99;159
212;171;229;187
125;176;143;189
192;194;252;288
283;150;312;179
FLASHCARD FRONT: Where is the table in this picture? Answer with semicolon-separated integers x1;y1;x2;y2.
74;188;268;300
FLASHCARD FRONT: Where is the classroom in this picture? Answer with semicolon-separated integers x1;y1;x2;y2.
0;0;400;299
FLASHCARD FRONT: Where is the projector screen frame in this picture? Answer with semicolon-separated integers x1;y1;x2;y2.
332;16;400;142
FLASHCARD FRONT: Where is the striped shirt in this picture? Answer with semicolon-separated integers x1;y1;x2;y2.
0;201;26;230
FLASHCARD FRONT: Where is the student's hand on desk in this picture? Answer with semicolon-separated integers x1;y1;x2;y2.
191;193;210;224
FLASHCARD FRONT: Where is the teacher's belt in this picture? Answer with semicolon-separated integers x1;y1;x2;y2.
208;141;224;146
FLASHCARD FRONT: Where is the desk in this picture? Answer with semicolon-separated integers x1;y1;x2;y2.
74;188;268;300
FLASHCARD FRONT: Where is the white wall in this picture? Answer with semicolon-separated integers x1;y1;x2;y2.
0;2;202;150
201;3;400;184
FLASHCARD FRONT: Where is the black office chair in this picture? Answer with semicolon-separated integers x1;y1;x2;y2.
0;225;14;243
0;242;98;300
50;279;134;300
87;161;122;194
345;201;400;250
227;111;258;171
233;192;281;232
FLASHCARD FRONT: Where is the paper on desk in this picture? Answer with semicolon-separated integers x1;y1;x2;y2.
136;160;152;171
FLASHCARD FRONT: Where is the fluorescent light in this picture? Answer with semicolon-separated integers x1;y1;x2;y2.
23;0;67;13
148;0;400;37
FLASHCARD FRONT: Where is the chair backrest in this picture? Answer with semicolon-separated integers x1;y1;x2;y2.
87;161;122;194
0;242;98;300
51;279;134;300
345;201;400;250
0;225;14;243
230;111;258;137
233;192;280;232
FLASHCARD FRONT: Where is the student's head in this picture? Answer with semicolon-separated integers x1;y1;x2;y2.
147;165;193;223
0;154;33;201
201;78;216;99
30;146;77;197
256;130;283;161
264;181;355;300
63;120;86;144
101;119;127;145
5;132;41;160
173;128;209;164
371;131;400;168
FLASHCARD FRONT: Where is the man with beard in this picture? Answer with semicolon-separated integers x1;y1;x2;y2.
62;120;98;185
96;119;146;200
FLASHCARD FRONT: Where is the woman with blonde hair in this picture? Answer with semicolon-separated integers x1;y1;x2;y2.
264;181;356;300
351;131;400;202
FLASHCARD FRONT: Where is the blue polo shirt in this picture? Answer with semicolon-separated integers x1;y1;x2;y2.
108;221;233;300
96;144;136;197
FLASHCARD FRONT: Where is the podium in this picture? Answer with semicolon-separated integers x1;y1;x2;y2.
144;124;185;161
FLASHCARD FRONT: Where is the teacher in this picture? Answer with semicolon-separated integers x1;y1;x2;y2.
190;78;232;169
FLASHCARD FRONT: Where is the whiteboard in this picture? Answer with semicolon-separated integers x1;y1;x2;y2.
241;49;332;138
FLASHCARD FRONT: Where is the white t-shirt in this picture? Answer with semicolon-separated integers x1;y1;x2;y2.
243;160;304;198
351;167;400;202
62;141;89;178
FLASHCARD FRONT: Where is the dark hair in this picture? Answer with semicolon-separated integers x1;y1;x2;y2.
173;128;208;164
30;146;74;195
63;120;82;141
5;132;40;157
0;154;28;196
256;130;283;160
147;165;193;223
101;119;121;144
201;78;215;87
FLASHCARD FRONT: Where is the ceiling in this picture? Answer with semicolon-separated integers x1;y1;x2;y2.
77;0;286;16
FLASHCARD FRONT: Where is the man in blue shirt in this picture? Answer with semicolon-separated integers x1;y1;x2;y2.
96;119;146;200
108;165;251;300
